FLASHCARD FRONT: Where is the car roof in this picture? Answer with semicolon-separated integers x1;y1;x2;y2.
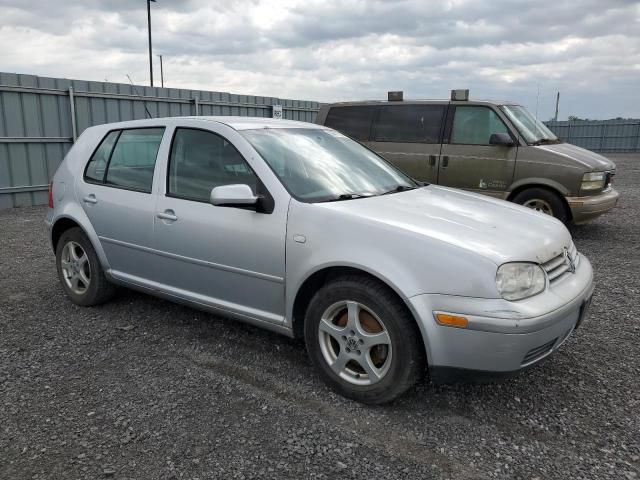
322;99;520;107
90;116;323;131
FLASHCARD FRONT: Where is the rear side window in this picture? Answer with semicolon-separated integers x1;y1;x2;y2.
374;105;445;143
168;128;258;202
85;131;119;183
324;106;375;141
451;106;509;145
85;128;164;192
105;129;165;192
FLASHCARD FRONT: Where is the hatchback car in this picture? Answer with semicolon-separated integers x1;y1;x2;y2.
46;117;594;404
316;90;619;224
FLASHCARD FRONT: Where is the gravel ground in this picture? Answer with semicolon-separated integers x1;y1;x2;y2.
1;153;639;480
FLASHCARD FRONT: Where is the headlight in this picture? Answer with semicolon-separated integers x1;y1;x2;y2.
581;172;606;191
496;263;546;301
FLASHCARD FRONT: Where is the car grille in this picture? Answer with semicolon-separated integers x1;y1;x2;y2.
604;171;614;190
522;338;557;365
541;243;579;284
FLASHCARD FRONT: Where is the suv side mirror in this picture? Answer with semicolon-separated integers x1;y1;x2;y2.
210;184;258;208
489;133;514;146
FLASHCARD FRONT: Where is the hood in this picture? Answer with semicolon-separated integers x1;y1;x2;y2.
535;143;616;171
319;186;573;266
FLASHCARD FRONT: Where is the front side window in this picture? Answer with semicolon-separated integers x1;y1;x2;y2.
242;128;416;203
105;128;165;192
168;128;258;202
324;106;376;141
374;105;445;143
450;106;509;145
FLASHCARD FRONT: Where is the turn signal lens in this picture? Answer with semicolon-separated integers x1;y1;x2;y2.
435;313;468;329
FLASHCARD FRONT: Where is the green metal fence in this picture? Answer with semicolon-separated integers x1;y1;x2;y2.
0;72;320;208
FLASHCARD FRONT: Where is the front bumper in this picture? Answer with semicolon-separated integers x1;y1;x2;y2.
567;188;619;224
409;254;594;382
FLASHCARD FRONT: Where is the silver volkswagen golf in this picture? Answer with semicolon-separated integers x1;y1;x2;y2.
46;117;594;404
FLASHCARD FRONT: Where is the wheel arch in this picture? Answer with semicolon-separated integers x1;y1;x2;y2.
291;266;428;362
50;214;111;271
507;181;572;221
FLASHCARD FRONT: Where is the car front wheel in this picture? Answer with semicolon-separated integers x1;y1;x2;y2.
304;275;424;404
512;187;568;223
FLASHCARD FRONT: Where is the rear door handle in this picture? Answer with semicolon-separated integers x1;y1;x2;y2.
156;210;178;222
442;156;449;168
83;194;97;204
428;155;436;166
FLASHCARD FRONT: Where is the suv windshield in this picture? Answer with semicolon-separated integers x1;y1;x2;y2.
241;128;417;202
501;105;560;145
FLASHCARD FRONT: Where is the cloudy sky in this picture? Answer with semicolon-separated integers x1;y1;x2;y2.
1;0;639;120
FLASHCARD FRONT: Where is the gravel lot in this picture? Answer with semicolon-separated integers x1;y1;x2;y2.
1;153;639;480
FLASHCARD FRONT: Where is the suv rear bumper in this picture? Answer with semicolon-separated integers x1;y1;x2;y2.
567;188;619;224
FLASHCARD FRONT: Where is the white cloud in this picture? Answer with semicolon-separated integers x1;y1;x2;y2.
0;0;638;119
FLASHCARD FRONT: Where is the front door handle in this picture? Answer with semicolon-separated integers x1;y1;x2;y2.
442;156;449;168
83;194;97;204
156;210;178;222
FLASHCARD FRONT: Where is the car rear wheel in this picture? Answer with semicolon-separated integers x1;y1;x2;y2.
512;187;568;223
56;227;115;306
304;275;424;404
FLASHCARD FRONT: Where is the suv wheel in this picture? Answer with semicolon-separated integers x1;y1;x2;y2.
512;187;568;223
56;227;115;306
304;275;424;404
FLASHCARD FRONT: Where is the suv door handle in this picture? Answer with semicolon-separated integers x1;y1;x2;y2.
83;194;97;204
442;156;449;168
156;210;178;222
428;155;436;166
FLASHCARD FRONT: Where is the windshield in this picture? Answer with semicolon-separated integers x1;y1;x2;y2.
241;128;417;202
501;105;559;145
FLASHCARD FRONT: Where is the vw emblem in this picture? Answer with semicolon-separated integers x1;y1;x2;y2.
563;247;576;274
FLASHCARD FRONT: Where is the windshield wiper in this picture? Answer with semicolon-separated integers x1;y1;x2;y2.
320;193;373;202
379;185;418;196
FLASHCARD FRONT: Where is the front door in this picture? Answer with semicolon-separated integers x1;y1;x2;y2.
78;127;165;281
367;103;446;183
438;105;517;196
152;127;287;324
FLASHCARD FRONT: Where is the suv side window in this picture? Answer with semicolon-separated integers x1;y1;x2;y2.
84;131;120;183
324;106;376;141
374;105;445;143
104;128;165;192
168;128;258;202
451;106;509;145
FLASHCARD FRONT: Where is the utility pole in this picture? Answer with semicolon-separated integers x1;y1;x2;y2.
158;55;164;88
554;92;560;122
147;0;156;87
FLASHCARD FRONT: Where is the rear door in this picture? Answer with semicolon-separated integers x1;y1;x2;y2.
438;105;517;196
78;127;165;282
368;104;446;183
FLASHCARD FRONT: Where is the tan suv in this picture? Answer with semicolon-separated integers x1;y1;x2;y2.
316;91;619;223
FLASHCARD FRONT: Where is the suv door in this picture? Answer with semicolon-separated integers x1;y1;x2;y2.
369;104;446;183
439;105;517;196
152;127;287;324
78;127;165;281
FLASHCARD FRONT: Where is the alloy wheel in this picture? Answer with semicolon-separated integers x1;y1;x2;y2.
523;198;554;216
60;241;91;295
318;300;392;386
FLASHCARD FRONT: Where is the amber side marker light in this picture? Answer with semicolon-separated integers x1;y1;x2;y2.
435;313;468;329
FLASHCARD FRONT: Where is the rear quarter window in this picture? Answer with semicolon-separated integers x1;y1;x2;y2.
324;106;376;141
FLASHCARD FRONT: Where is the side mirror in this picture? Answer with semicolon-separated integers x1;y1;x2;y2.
489;133;514;146
210;184;258;208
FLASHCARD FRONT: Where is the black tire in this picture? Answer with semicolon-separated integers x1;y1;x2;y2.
512;187;569;223
304;274;425;405
55;227;116;306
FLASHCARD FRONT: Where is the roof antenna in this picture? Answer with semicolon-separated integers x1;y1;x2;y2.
126;74;153;119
